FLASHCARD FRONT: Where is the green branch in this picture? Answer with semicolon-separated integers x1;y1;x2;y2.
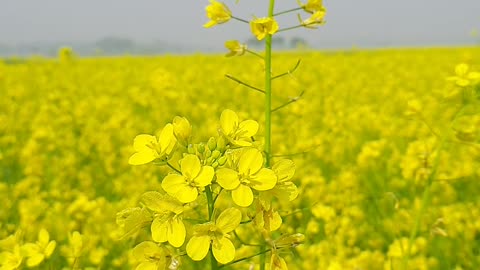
225;74;265;94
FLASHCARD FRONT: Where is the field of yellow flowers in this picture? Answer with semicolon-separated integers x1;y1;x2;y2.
1;47;480;270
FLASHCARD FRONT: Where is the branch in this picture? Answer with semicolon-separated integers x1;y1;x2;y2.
272;90;305;112
272;59;301;80
225;74;265;94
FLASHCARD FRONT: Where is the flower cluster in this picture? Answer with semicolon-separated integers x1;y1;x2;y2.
122;109;301;268
203;0;326;53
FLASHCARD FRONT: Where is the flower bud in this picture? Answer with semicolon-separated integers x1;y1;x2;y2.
211;150;221;159
216;136;227;152
173;116;192;144
217;156;227;166
197;143;205;153
207;137;217;151
187;144;195;154
204;149;212;158
273;233;305;248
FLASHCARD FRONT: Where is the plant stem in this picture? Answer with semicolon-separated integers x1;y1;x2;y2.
273;7;303;16
205;186;219;270
401;106;465;270
166;161;181;174
264;0;275;168
260;3;275;270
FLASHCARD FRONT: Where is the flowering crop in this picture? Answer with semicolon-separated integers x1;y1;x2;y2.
0;40;480;269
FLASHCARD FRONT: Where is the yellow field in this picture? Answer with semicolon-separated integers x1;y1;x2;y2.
1;47;480;269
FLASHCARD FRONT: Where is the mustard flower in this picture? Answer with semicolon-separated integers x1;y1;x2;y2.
220;109;259;147
203;0;232;28
260;159;298;207
161;154;214;203
297;0;324;13
186;207;241;264
132;241;172;270
250;17;279;41
0;245;23;270
141;191;186;248
172;116;192;145
300;9;326;28
216;148;277;207
21;229;56;267
446;63;480;87
128;124;177;165
225;40;247;57
270;253;288;270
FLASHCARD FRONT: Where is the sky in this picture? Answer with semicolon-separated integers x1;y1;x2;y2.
0;0;479;49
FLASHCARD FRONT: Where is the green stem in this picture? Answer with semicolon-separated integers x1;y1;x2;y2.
277;24;305;33
401;106;465;269
205;186;218;270
260;3;275;270
219;248;270;268
273;7;303;16
246;49;264;59
232;16;249;24
166;161;181;174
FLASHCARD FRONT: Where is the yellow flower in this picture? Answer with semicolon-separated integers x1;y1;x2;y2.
203;0;232;28
219;109;259;147
21;229;56;267
297;0;324;13
161;154;214;203
300;8;326;28
132;241;171;270
216;148;277;207
250;17;279;40
270;253;288;270
0;245;23;270
446;63;480;87
225;40;247;57
186;208;241;264
141;191;186;248
172;116;192;146
128;124;177;165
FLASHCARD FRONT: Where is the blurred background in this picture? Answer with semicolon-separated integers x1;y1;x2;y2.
0;0;479;56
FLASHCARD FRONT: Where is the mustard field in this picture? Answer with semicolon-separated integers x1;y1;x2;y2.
1;47;480;270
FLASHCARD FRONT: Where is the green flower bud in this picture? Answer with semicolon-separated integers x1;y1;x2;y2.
216;136;227;152
197;143;205;153
211;150;221;159
204;149;212;158
207;137;217;151
217;156;227;166
187;144;195;154
212;161;219;168
206;157;214;165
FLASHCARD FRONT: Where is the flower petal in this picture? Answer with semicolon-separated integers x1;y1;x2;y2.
239;120;259;137
187;235;211;261
180;154;202;179
168;218;186;247
272;159;295;182
216;168;240;190
133;134;157;152
232;184;254;207
175;185;198;203
238;148;264;175
220;109;238;136
158;123;176;154
212;237;235;264
161;174;185;195
216;207;242;233
250;168;277;191
195;166;214;187
151;217;168;243
129;151;156;165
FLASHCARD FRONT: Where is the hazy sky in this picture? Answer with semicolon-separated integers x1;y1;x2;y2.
1;0;479;49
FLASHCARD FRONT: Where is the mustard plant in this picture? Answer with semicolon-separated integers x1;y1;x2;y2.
117;1;327;269
400;63;480;270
